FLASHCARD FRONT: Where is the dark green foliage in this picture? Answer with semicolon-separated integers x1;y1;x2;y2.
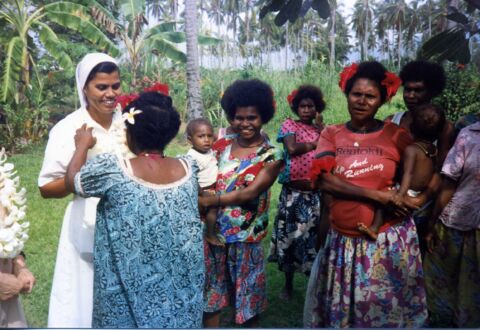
421;4;479;64
435;63;480;122
260;0;330;26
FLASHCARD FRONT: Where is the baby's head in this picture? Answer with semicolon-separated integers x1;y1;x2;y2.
186;118;214;154
123;91;180;154
410;103;446;143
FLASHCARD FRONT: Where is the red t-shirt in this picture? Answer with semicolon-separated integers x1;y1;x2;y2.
316;121;412;237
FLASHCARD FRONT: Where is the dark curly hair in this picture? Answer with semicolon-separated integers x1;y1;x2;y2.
410;103;446;142
85;61;119;86
290;85;326;114
123;91;180;152
185;118;213;137
344;61;389;103
399;61;446;97
220;79;275;123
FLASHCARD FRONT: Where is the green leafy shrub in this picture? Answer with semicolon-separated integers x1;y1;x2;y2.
436;63;480;122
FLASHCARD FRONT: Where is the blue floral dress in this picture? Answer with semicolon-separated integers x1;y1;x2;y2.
74;153;205;328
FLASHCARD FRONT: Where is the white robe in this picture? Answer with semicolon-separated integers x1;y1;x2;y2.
39;108;121;327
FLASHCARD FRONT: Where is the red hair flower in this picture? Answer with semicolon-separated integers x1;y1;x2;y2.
143;82;169;96
338;63;359;92
115;93;139;109
310;156;336;182
381;72;402;101
287;89;298;106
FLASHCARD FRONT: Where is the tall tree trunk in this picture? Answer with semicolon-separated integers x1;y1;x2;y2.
363;0;369;60
185;0;204;120
329;2;336;68
285;22;289;70
397;21;402;71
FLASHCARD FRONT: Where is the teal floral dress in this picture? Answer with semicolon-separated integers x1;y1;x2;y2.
74;153;205;328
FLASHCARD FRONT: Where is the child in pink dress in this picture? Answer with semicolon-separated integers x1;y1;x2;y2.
269;85;326;299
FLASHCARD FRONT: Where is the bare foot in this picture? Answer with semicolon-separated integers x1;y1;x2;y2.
357;222;378;240
205;233;224;246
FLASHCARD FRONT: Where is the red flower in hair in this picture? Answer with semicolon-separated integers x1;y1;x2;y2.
338;63;359;92
381;72;402;101
287;89;298;106
457;63;465;70
143;82;169;95
310;156;336;182
115;93;139;109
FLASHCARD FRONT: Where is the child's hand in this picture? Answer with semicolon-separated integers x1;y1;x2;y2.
74;124;96;150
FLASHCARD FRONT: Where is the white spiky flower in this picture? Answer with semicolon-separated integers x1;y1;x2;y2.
0;148;29;258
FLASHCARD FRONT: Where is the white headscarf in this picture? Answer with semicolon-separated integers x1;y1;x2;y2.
75;53;118;110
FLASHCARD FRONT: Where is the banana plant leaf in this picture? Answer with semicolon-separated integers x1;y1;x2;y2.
260;0;330;25
421;28;471;64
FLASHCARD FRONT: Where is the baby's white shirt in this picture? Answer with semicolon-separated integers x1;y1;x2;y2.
187;148;218;188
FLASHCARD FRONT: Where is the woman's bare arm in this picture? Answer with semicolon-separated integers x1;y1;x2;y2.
65;124;96;193
425;176;456;253
200;160;283;208
437;120;456;167
283;135;316;157
39;178;69;198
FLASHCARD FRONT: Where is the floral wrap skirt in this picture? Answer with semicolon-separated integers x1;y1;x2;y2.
203;241;267;324
304;216;427;328
269;186;321;274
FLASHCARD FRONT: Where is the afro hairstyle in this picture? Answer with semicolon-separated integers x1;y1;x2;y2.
290;85;326;114
400;61;446;97
220;79;275;123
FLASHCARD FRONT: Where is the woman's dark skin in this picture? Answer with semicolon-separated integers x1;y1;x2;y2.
200;106;282;328
386;80;456;168
39;70;121;199
314;78;415;216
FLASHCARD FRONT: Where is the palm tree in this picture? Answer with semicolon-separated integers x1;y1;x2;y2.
90;0;218;87
351;0;373;60
380;0;414;69
328;0;337;68
185;0;204;120
0;0;118;102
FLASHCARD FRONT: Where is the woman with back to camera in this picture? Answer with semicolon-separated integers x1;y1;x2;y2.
38;53;122;327
304;61;427;328
64;91;204;328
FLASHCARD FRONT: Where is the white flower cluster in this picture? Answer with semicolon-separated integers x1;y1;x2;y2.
0;148;29;258
109;111;136;159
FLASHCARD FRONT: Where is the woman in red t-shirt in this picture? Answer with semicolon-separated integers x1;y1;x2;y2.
304;61;428;328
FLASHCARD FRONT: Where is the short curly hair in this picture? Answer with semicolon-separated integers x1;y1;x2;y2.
290;85;326;114
220;79;275;124
344;61;389;103
123;91;180;152
399;61;446;97
185;118;213;137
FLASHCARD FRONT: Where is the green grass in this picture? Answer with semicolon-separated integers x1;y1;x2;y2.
10;87;402;327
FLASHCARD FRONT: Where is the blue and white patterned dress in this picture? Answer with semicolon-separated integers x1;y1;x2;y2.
74;153;205;328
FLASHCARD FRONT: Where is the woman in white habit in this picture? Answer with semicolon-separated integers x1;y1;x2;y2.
38;53;123;327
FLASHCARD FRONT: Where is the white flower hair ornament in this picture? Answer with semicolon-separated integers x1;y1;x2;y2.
0;148;29;258
122;107;142;125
